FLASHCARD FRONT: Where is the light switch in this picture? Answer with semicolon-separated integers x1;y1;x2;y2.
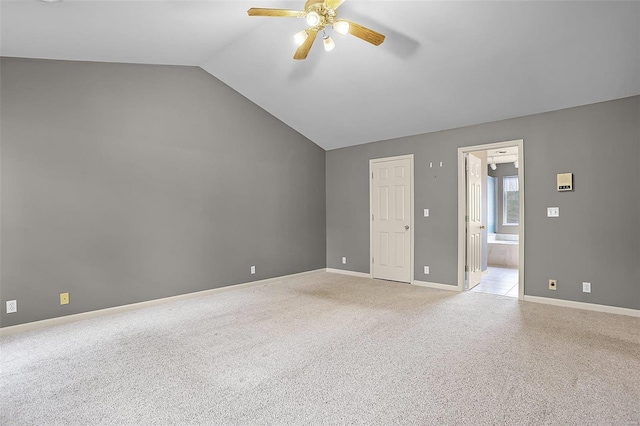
547;207;559;217
424;209;429;217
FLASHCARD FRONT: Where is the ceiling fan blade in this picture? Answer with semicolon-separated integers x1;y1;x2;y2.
325;0;346;10
294;28;318;60
247;8;303;17
304;0;324;10
345;20;385;46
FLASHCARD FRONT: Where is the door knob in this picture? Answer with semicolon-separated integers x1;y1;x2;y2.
405;225;410;230
480;226;486;229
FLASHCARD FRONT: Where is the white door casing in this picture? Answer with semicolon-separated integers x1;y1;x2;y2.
466;153;482;289
370;155;413;283
457;139;525;300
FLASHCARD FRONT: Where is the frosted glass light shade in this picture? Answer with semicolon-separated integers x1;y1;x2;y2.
333;20;350;35
306;11;320;26
294;30;308;46
323;36;336;51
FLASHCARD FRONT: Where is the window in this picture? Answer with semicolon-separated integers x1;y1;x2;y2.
503;175;519;225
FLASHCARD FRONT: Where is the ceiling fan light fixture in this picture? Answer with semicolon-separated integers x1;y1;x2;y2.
306;11;321;26
248;0;385;60
323;34;336;51
333;20;350;35
294;30;308;46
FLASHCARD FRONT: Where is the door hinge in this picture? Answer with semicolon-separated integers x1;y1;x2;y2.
371;172;374;179
465;215;469;222
372;214;374;221
465;265;469;272
372;257;374;264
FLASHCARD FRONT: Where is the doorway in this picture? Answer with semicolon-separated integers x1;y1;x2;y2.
457;141;524;300
369;155;414;283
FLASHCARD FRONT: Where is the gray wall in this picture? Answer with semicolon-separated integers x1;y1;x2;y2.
326;96;640;310
1;58;326;327
488;162;520;235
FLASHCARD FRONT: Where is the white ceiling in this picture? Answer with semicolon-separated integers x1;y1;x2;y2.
487;146;518;165
2;0;639;150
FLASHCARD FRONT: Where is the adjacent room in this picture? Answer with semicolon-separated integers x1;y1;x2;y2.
468;146;521;298
1;1;639;425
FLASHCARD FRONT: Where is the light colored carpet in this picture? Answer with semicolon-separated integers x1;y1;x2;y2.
1;271;639;425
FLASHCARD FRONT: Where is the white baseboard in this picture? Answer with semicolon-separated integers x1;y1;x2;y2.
325;270;460;293
523;295;640;318
8;270;634;336
326;268;371;279
0;269;326;337
412;280;462;291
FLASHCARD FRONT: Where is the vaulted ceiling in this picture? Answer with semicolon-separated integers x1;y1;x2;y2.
2;0;639;150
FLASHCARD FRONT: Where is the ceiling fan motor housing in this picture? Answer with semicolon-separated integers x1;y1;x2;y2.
305;1;338;28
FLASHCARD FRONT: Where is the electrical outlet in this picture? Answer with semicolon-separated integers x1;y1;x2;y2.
424;209;429;217
549;279;557;290
582;282;591;293
250;266;256;275
424;266;430;274
342;257;347;264
60;292;69;305
6;300;17;314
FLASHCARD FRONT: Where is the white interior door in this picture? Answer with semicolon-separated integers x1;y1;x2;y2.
467;153;482;289
371;157;412;283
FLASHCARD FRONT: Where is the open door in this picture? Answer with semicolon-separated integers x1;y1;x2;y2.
458;140;524;299
466;153;483;289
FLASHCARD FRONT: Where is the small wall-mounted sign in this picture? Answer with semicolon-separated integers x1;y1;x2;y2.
557;173;573;191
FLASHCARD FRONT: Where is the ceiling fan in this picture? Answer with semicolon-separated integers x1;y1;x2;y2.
247;0;385;60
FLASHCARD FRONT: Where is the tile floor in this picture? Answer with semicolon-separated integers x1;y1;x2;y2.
470;266;519;297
